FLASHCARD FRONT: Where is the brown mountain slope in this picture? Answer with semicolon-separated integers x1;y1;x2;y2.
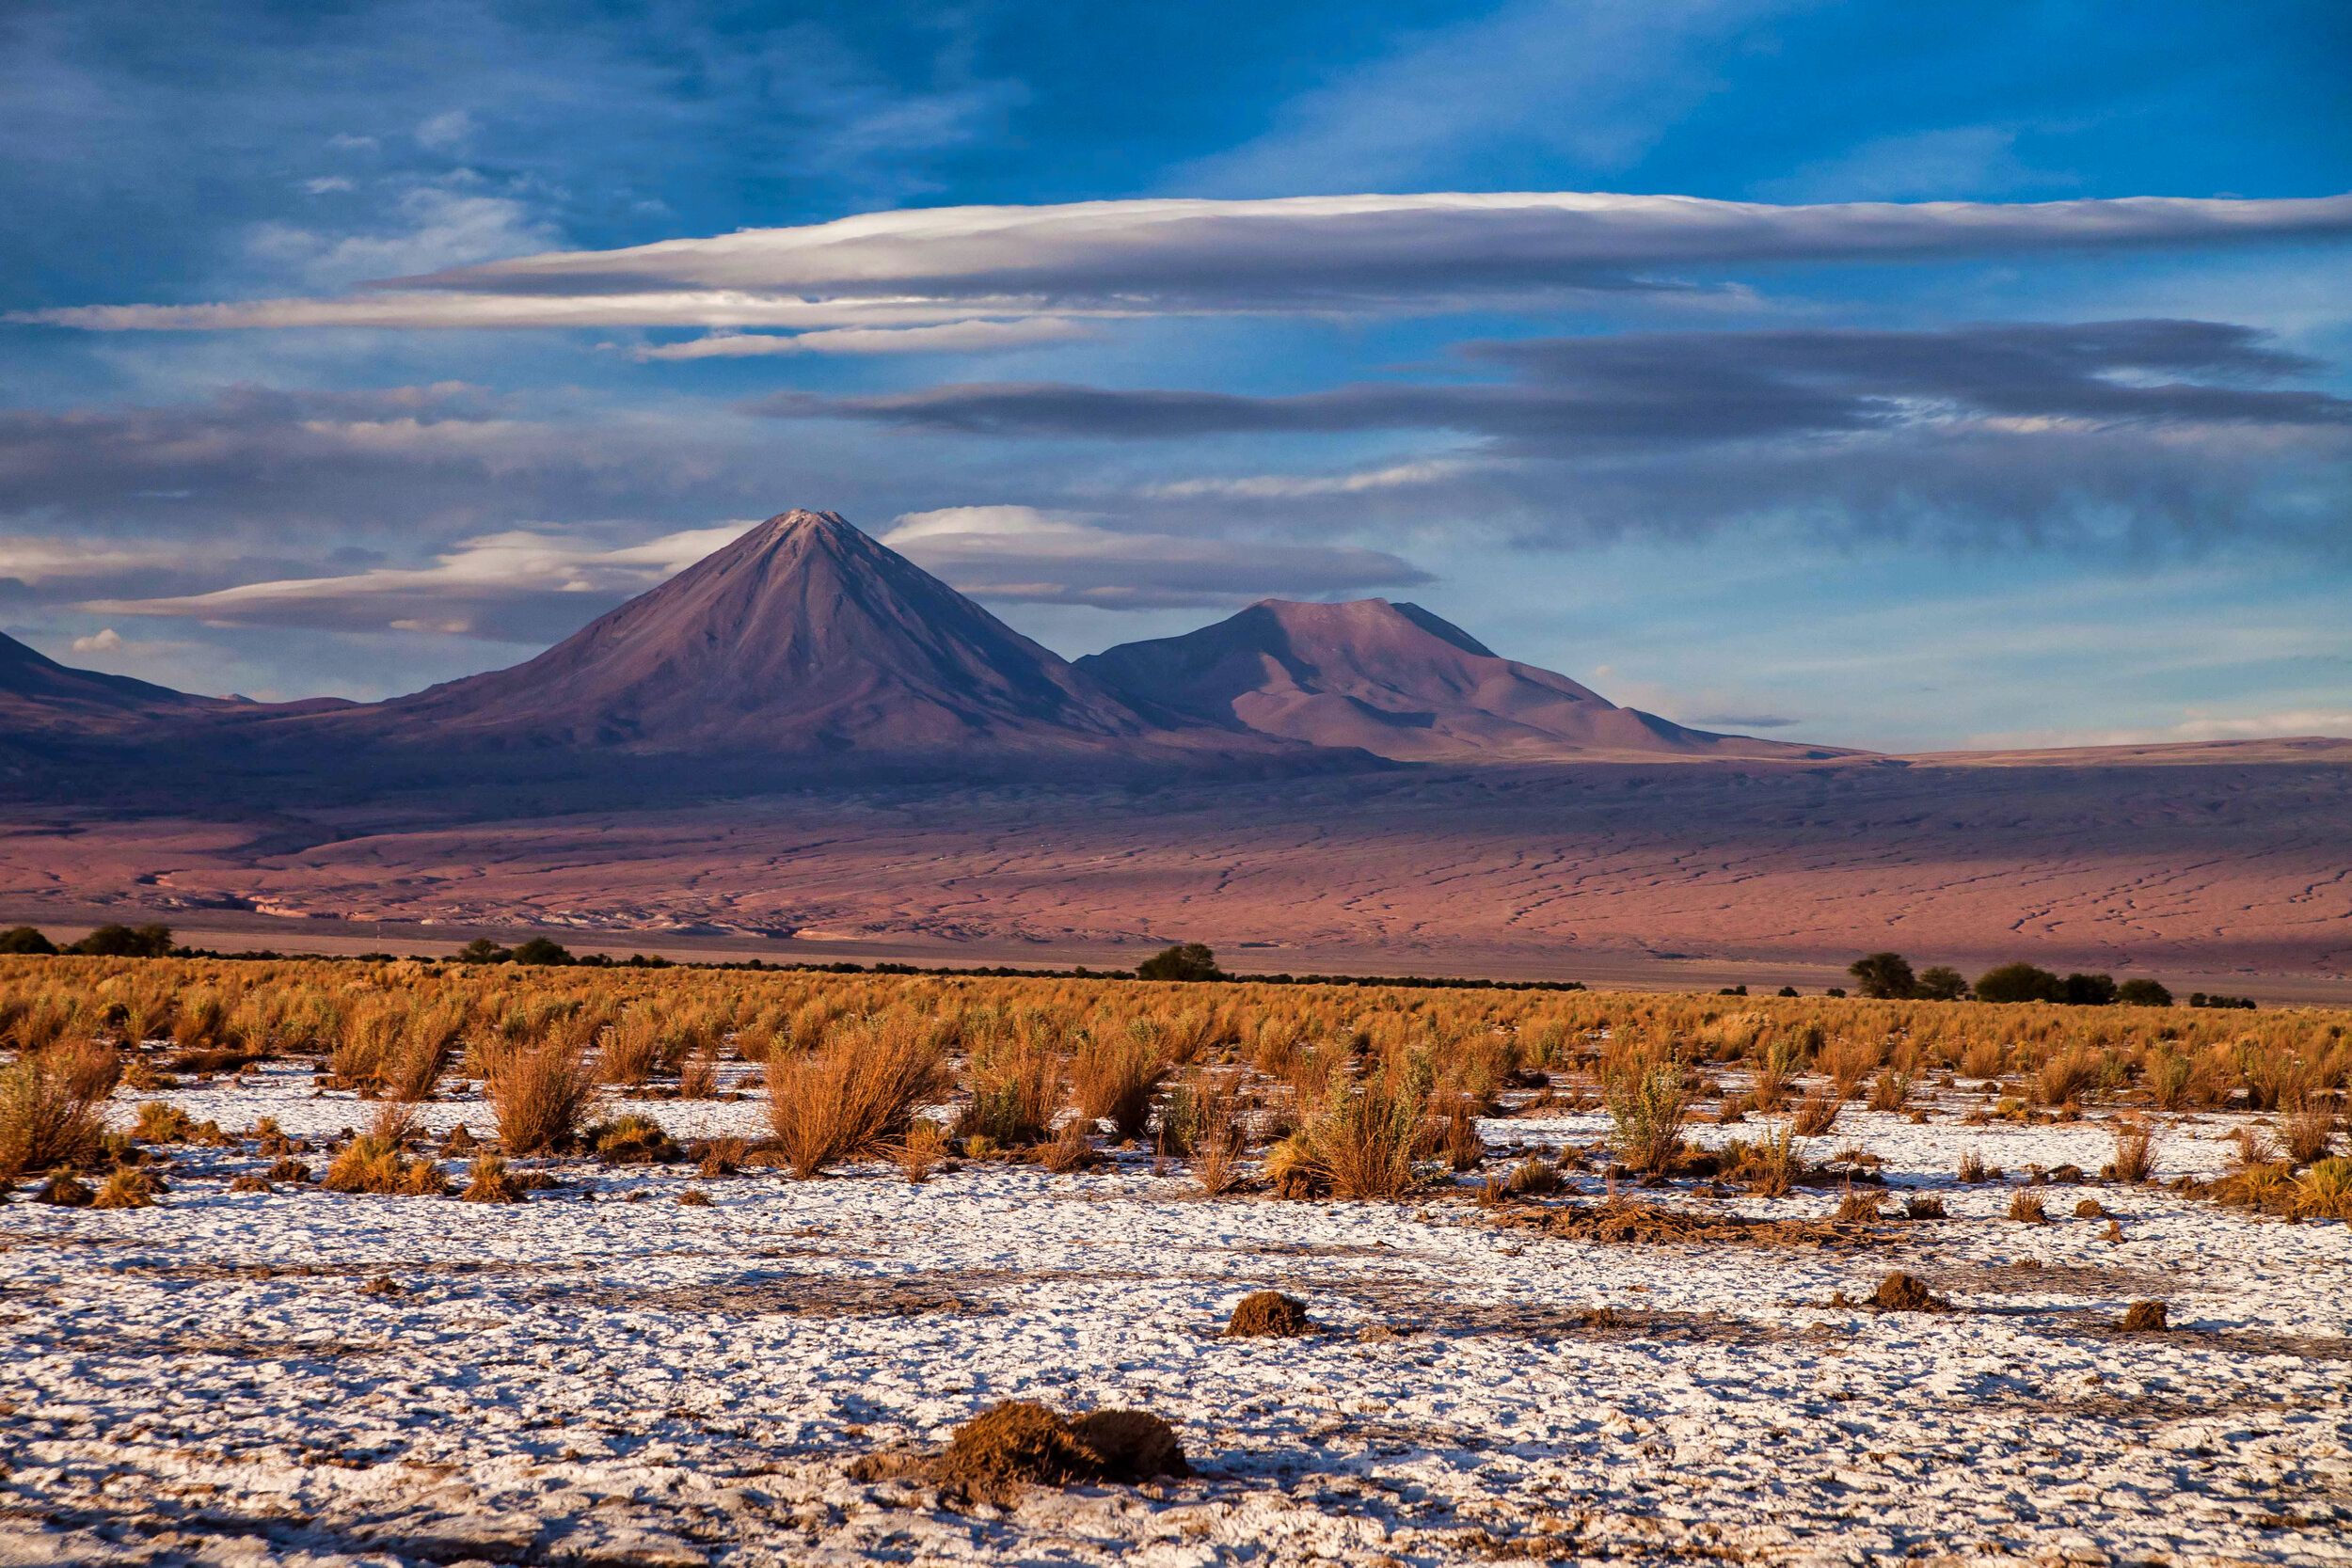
1077;598;1852;762
0;628;236;736
315;510;1280;761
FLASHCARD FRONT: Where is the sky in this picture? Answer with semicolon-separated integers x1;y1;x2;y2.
1;0;2347;752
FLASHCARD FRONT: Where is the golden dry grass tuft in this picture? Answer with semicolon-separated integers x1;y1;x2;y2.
767;1013;946;1178
0;1041;116;1178
483;1036;597;1156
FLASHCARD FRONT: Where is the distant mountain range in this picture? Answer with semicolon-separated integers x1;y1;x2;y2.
1;509;1850;775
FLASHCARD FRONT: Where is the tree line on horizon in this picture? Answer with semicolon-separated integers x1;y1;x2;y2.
1846;951;2255;1009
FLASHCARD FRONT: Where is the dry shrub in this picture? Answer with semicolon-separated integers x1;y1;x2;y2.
1834;1188;1883;1223
1225;1290;1312;1338
768;1014;946;1178
1957;1148;1990;1183
1870;1272;1949;1311
1603;1061;1691;1173
1820;1037;1880;1100
2074;1197;2106;1218
2148;1052;2201;1111
1750;1037;1802;1110
2216;1160;2295;1212
329;1000;405;1088
1961;1038;2007;1082
675;1189;713;1207
2236;1040;2315;1113
1903;1195;1947;1219
1072;1022;1168;1140
169;990;242;1055
2007;1188;2048;1224
2282;1101;2338;1165
460;1153;524;1203
386;1005;464;1101
484;1037;597;1155
1731;1121;1804;1197
677;1052;720;1100
1507;1154;1565;1195
2122;1300;2169;1332
1292;1069;1425;1200
1438;1097;1486;1171
1041;1116;1096;1173
2035;1050;2100;1108
598;1008;664;1086
2106;1120;2158;1183
957;1031;1061;1148
894;1118;950;1183
1866;1069;1913;1114
1789;1089;1842;1137
0;1042;116;1177
265;1157;310;1182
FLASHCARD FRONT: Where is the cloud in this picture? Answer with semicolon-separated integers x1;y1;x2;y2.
1963;710;2352;748
630;319;1099;359
754;320;2352;445
876;506;1432;608
244;185;560;290
79;524;747;641
414;109;477;150
23;191;2352;331
70;627;124;654
1178;0;1801;195
1755;125;2075;203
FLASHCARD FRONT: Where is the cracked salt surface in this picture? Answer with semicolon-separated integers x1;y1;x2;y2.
2;1069;2347;1565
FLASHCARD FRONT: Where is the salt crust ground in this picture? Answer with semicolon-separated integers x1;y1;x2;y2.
2;1069;2347;1567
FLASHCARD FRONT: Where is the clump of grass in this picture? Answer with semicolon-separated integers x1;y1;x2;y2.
1749;1037;1802;1110
1957;1148;1990;1183
767;1014;946;1178
483;1037;597;1156
0;1041;117;1178
677;1051;720;1100
2122;1300;2168;1332
956;1032;1061;1148
675;1189;714;1207
1438;1097;1486;1171
894;1118;950;1183
1727;1121;1805;1197
1834;1188;1883;1223
1866;1069;1913;1114
1288;1069;1426;1201
459;1153;524;1203
1903;1195;1947;1219
2294;1157;2352;1219
1506;1154;1565;1196
1789;1089;1842;1138
90;1168;162;1210
132;1100;195;1144
1072;1022;1168;1142
33;1169;94;1206
265;1157;310;1183
1041;1116;1096;1173
2106;1119;2158;1183
322;1106;448;1196
385;1005;464;1101
2074;1197;2106;1218
1820;1037;1880;1101
2282;1101;2338;1166
2007;1188;2048;1224
589;1114;679;1164
2034;1049;2100;1108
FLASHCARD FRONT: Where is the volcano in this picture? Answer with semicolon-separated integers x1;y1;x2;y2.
324;510;1250;761
1077;598;1845;762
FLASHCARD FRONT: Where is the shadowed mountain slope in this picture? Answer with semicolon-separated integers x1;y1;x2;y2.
0;629;239;736
1078;598;1851;762
316;510;1271;762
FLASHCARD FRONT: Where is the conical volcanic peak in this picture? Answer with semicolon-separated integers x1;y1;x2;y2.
1078;597;1835;762
350;509;1174;755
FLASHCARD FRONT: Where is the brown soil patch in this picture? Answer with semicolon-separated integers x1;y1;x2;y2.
1870;1272;1950;1312
1517;1200;1863;1247
2122;1299;2168;1332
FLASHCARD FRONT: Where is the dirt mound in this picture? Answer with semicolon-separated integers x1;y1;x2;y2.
940;1402;1103;1491
1069;1409;1190;1481
1530;1200;1855;1247
1870;1272;1951;1312
1225;1290;1313;1337
2122;1300;2169;1332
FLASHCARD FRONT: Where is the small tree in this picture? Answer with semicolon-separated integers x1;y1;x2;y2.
2116;978;2172;1007
72;923;173;958
2063;973;2118;1006
1974;962;2065;1004
1136;942;1226;983
1847;952;1915;1000
1915;966;1969;1001
509;937;574;966
0;927;56;956
457;938;511;964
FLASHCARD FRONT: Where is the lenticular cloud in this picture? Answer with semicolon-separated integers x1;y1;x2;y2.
23;191;2352;332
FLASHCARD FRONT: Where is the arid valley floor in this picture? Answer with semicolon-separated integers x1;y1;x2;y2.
1;967;2346;1568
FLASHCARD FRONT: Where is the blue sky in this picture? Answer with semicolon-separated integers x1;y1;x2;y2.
2;0;2346;751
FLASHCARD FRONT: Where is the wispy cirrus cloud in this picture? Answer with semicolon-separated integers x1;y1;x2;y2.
630;318;1098;359
78;525;748;641
20;191;2352;332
